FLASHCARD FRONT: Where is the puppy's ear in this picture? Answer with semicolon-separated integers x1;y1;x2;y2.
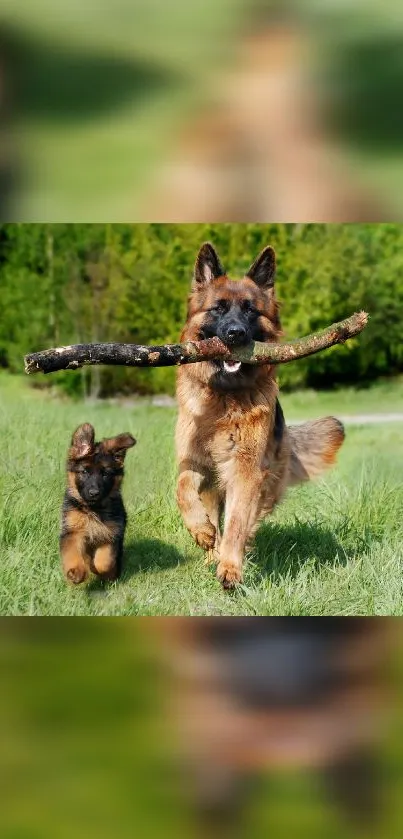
102;433;136;461
193;243;225;288
70;423;95;460
246;246;276;289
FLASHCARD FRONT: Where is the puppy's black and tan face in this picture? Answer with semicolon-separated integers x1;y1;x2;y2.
182;243;281;392
67;423;136;506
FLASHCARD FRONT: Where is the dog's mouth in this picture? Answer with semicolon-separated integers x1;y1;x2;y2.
209;358;250;390
198;328;257;388
223;360;242;374
81;492;103;507
214;358;245;378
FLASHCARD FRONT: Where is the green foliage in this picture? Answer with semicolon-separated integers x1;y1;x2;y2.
0;223;402;396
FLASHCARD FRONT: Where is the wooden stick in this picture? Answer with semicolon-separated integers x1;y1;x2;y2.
24;311;368;375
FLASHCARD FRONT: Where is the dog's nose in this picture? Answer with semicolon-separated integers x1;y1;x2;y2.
226;326;247;346
88;488;100;498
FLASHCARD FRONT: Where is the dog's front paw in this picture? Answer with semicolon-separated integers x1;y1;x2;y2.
66;566;87;585
191;518;216;551
216;560;242;589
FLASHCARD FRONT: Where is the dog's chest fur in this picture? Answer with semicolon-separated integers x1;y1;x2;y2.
187;386;288;482
64;504;119;547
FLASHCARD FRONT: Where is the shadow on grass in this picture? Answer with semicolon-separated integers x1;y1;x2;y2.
85;538;186;593
122;537;186;580
253;519;367;582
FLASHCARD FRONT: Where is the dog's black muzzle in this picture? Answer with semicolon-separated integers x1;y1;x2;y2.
217;317;250;348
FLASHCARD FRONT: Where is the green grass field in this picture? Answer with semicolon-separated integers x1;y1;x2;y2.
280;376;403;418
1;373;402;615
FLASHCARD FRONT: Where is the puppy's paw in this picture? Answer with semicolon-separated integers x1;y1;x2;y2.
216;560;242;589
66;566;87;585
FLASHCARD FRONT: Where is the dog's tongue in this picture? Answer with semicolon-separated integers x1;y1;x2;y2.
224;360;242;374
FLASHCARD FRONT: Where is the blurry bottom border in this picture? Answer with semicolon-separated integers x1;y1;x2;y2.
0;616;401;839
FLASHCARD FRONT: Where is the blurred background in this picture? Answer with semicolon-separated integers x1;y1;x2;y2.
0;617;401;839
0;221;402;397
1;1;403;221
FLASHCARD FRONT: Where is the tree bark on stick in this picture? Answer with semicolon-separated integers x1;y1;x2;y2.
24;311;368;375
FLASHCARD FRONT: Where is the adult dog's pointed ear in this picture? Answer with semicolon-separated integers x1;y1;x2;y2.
102;433;136;463
70;423;95;460
246;246;276;289
193;243;225;288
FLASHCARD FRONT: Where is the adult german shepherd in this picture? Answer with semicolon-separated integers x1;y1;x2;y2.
176;243;345;588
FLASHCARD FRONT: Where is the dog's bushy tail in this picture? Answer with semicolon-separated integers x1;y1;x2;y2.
288;417;345;485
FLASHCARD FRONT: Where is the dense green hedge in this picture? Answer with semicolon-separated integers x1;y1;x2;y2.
1;223;402;396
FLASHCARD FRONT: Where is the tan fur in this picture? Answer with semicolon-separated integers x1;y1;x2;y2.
64;501;119;545
91;544;116;577
67;471;80;498
288;418;345;484
60;532;89;585
176;246;345;588
60;424;135;585
177;368;291;587
60;506;120;585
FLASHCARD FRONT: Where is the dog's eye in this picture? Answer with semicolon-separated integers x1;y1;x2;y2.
79;467;89;476
212;299;230;314
241;300;256;314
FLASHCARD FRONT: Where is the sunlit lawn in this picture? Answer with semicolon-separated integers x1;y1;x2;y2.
1;373;402;615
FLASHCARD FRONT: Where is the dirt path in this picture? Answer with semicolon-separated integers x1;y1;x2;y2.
290;413;403;426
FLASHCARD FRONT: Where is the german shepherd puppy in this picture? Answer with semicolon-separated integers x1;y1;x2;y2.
176;243;345;588
60;423;136;584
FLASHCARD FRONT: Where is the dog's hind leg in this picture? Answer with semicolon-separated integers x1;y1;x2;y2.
177;466;217;551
